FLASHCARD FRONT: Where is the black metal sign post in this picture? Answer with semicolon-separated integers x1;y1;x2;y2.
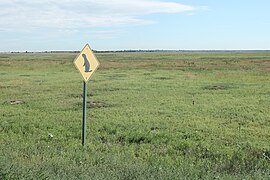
82;81;87;146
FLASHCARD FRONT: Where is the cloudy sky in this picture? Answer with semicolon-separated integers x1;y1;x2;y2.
0;0;270;51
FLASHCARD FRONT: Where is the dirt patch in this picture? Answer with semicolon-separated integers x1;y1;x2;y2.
3;100;25;105
203;84;236;90
154;77;173;80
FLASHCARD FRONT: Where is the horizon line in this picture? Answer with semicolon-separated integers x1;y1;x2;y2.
1;49;270;53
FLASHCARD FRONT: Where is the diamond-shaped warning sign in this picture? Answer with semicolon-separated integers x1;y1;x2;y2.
74;44;100;82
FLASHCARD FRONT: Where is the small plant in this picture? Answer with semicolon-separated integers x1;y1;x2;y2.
48;133;53;138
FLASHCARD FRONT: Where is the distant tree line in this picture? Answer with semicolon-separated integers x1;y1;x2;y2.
5;50;270;54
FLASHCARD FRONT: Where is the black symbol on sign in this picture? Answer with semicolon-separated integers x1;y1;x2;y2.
82;54;92;72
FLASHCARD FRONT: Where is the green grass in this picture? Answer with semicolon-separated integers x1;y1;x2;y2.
0;52;270;179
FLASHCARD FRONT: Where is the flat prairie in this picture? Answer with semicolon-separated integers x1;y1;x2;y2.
0;52;269;179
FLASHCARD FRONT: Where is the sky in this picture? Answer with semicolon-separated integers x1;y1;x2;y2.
0;0;270;51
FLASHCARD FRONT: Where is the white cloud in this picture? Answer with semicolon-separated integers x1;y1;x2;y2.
0;0;194;31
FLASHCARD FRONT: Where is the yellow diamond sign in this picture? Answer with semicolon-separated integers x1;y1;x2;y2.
74;44;100;82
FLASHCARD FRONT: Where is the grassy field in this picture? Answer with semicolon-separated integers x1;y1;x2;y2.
0;52;270;179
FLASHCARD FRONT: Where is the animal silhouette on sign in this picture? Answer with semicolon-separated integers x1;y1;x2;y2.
82;54;92;72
